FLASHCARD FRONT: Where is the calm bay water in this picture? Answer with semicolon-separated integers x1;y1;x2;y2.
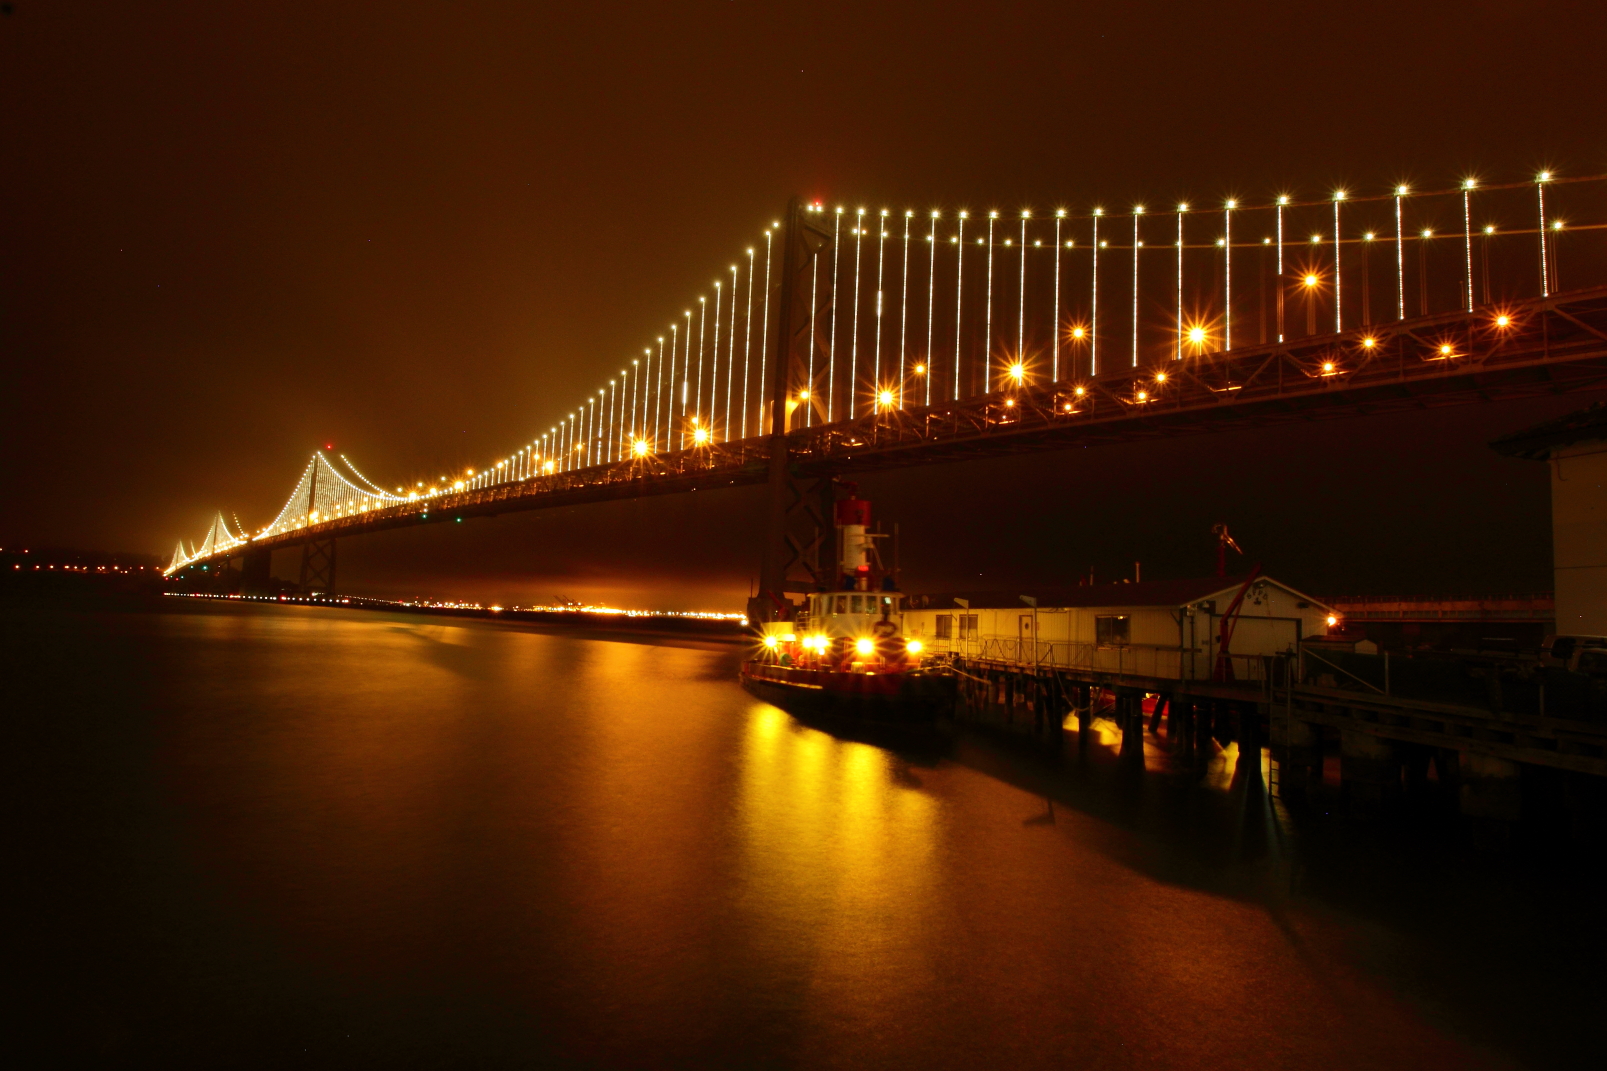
8;596;1599;1068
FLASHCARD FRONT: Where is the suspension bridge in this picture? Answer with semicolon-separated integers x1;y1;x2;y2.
166;171;1607;618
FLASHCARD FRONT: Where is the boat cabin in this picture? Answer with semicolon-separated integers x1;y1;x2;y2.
802;590;904;639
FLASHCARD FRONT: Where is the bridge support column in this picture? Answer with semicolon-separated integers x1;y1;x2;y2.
299;538;336;597
241;547;272;596
752;195;834;625
1075;685;1092;756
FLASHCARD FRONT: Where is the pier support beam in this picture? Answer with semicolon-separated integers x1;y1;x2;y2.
1272;717;1323;798
1341;731;1401;820
1118;691;1144;761
1460;752;1522;848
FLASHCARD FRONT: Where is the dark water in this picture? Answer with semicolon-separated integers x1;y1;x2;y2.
8;596;1600;1069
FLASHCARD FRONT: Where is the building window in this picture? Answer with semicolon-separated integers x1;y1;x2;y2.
959;614;979;638
936;615;953;639
1096;615;1130;647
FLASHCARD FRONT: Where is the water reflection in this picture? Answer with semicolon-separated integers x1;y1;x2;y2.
737;705;942;1035
10;598;1591;1068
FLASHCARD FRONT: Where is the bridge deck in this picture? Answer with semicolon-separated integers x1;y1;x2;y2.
189;286;1607;566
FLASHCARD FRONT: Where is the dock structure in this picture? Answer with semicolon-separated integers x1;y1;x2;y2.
904;576;1607;841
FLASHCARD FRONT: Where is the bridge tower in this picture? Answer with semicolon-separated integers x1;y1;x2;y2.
751;197;837;624
298;453;336;596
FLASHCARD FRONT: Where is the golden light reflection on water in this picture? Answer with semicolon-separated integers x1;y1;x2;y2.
735;705;943;1026
95;602;1520;1068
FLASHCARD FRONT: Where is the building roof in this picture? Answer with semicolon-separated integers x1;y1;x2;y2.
1489;400;1607;460
904;575;1329;612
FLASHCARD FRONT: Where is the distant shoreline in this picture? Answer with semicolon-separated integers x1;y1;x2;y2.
159;591;752;645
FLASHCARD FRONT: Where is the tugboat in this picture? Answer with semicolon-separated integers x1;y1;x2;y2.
740;491;955;724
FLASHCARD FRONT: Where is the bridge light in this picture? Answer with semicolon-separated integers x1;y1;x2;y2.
1361;336;1377;348
1439;344;1454;356
1303;274;1319;288
914;363;926;374
1463;178;1477;190
906;639;924;655
1310;234;1321;243
1004;398;1016;407
1188;326;1206;344
1008;362;1025;382
632;439;650;456
1364;232;1375;241
1396;185;1409;195
1327;614;1339;627
1495;314;1511;327
1224;200;1236;210
1277;195;1290;206
1537;171;1551;182
1484;225;1496;235
1553;220;1565;230
1154;371;1167;383
1070;326;1086;339
878;390;895;408
1135;390;1148;402
1178;203;1189;212
855;638;875;656
1321;361;1336;374
693;427;710;445
1074;386;1086;396
798;390;810;399
1421;228;1433;238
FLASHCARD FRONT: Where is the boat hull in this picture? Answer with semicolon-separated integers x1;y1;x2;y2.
739;661;955;724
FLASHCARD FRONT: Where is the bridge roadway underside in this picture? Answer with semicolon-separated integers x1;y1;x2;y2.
199;287;1607;568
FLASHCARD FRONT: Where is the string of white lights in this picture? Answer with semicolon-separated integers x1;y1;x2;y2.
742;247;755;438
725;264;738;439
759;228;772;435
899;211;910;408
985;212;996;391
827;209;841;424
954;211;966;400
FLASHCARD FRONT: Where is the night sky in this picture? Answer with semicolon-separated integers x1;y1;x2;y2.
5;1;1604;610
